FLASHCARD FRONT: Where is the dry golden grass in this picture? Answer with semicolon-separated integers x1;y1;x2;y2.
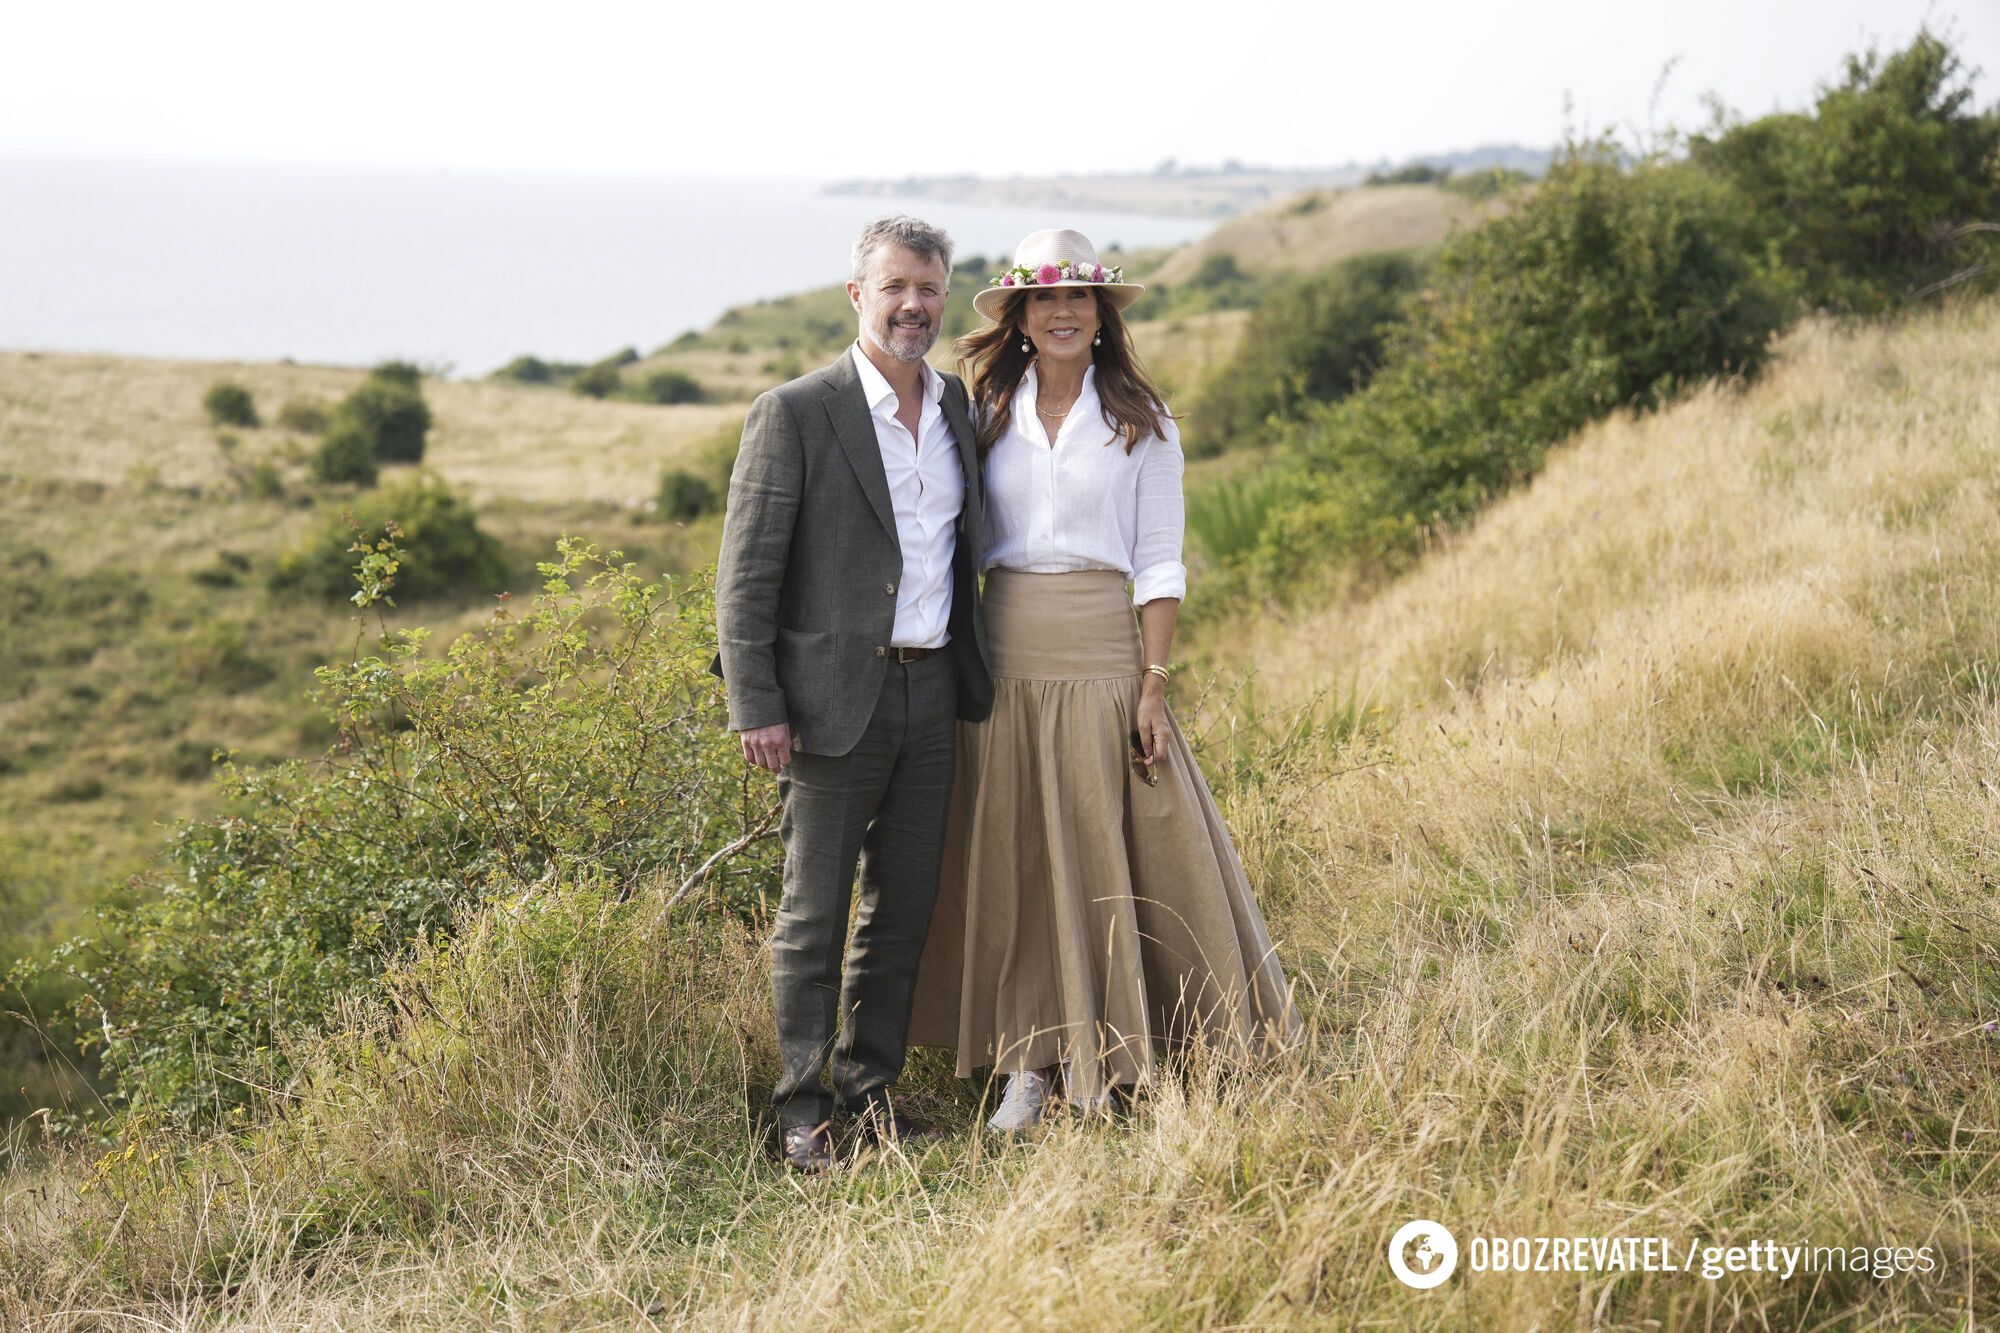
1129;308;1254;404
4;302;1998;1327
1149;183;1503;285
0;350;733;505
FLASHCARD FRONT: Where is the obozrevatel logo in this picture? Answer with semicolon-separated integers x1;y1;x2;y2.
1388;1219;1459;1289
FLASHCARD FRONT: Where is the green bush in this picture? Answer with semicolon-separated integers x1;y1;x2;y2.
369;359;424;388
1690;29;2000;310
33;542;776;1120
1253;144;1785;585
176;620;276;693
1190;251;1426;456
276;398;331;433
160;738;226;782
1366;163;1451;186
657;468;717;522
1221;30;1997;599
570;359;626;399
1442;167;1533;200
48;775;105;804
274;475;507;603
202;381;259;428
309;423;379;486
336;377;431;463
493;354;554;384
632;368;705;405
243;459;285;500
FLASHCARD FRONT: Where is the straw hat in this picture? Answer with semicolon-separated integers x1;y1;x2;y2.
972;227;1145;321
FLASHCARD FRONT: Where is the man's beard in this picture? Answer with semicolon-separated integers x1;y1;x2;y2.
875;314;937;363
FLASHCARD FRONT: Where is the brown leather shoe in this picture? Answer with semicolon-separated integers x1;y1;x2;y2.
778;1123;837;1174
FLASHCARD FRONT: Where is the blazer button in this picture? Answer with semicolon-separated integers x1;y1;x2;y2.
875;646;886;657
884;582;896;596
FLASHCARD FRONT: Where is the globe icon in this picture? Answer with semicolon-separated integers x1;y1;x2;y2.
1387;1219;1458;1289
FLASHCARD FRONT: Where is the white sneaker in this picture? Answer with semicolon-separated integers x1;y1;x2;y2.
986;1068;1051;1133
1061;1057;1115;1117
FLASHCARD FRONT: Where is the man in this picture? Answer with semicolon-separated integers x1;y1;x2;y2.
712;215;992;1173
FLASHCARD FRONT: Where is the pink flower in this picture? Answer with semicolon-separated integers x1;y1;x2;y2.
1036;263;1062;285
1091;264;1105;282
999;272;1015;286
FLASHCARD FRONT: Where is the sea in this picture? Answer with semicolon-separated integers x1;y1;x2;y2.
0;156;1215;378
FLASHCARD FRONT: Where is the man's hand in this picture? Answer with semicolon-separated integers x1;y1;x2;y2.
740;722;795;773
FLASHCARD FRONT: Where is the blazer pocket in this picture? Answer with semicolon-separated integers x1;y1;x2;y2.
773;627;835;697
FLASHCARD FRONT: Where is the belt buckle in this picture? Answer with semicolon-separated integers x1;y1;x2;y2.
894;646;924;663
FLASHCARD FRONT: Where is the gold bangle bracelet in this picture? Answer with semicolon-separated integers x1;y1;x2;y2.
1144;664;1170;683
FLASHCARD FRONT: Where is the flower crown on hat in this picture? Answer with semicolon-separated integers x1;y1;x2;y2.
989;258;1126;293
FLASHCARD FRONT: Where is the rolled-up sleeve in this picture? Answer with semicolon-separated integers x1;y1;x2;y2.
1130;415;1188;606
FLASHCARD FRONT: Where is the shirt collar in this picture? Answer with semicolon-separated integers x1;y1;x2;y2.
1023;361;1097;404
851;341;944;413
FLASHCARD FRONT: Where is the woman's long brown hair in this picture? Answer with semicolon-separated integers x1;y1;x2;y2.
954;290;1174;456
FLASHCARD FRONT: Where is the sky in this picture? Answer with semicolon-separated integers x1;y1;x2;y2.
4;0;1995;178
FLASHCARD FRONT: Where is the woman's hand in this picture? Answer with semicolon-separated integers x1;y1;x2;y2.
1136;683;1172;767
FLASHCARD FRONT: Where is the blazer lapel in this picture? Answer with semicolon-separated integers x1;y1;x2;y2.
948;376;988;532
821;354;899;546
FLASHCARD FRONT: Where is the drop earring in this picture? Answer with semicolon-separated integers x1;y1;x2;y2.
1020;335;1031;354
1093;330;1102;347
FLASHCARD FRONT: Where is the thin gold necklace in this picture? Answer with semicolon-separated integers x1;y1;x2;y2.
1036;383;1081;418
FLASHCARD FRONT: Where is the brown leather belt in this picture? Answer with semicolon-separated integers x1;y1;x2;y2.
889;646;937;663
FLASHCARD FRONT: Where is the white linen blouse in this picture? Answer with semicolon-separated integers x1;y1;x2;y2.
980;364;1189;606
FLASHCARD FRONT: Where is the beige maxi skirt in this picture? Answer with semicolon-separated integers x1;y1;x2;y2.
907;568;1302;1104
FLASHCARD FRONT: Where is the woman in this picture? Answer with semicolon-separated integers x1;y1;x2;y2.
907;228;1301;1130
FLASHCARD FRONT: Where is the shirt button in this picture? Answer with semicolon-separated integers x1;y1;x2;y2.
875;646;886;657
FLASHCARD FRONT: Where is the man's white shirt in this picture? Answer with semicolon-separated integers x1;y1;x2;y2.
850;342;963;649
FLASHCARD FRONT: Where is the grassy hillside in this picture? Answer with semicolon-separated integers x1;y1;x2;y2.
0;353;733;1111
0;205;1289;1115
5;295;1994;1327
1148;182;1501;286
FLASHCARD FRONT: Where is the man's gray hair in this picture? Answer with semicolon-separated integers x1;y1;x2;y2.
851;215;954;286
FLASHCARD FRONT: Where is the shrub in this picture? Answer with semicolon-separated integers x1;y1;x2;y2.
161;738;226;782
36;541;777;1120
274;474;506;603
632;368;705;405
309;423;379;486
1253;144;1785;585
276;398;331;433
1442;167;1533;200
1690;29;2000;310
571;359;626;399
336;377;431;463
493;354;554;384
202;381;258;428
48;775;104;804
1190;251;1426;456
658;468;718;522
369;359;423;388
1366;163;1451;186
177;620;276;693
243;459;285;500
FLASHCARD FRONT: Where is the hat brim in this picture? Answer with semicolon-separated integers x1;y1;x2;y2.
972;280;1145;322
